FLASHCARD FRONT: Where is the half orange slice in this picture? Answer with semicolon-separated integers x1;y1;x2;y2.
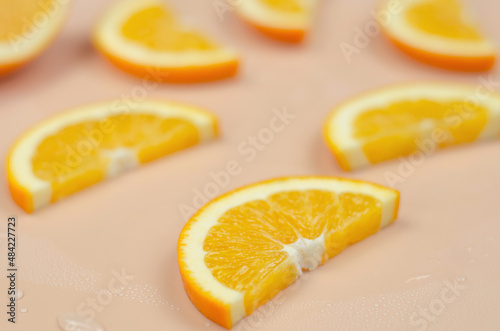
0;0;70;76
178;177;399;328
7;100;218;212
380;0;496;71
324;83;500;170
235;0;318;42
93;0;239;83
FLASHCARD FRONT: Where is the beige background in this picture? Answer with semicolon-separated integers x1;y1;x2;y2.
1;0;500;330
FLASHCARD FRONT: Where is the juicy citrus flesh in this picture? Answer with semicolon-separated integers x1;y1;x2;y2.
203;190;382;315
259;0;304;13
121;6;217;51
405;0;480;40
353;99;487;164
0;0;54;40
31;114;199;203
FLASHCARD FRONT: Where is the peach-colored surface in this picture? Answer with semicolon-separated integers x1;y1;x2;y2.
1;0;499;330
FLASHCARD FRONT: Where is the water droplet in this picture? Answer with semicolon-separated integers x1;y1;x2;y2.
205;322;210;327
456;276;466;282
15;290;24;301
405;275;430;283
466;246;473;252
326;303;331;307
20;308;28;313
58;313;105;331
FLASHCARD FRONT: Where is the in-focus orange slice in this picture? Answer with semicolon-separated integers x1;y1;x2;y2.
178;176;399;329
0;0;70;76
7;100;218;212
324;83;500;170
93;0;239;83
379;0;496;71
235;0;318;42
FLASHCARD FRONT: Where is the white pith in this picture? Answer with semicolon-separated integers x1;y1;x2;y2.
179;177;398;326
0;0;70;65
283;233;325;277
380;0;496;57
325;83;500;170
236;0;317;31
93;0;238;68
8;100;217;210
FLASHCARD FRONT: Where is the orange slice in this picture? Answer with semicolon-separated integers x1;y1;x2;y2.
380;0;496;71
235;0;318;42
0;0;70;76
178;176;399;329
93;0;239;83
7;100;218;212
324;83;500;170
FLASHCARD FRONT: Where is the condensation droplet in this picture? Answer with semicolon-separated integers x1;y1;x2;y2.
20;308;28;313
15;290;24;301
58;313;105;331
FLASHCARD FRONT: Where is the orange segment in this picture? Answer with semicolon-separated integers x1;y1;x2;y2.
379;0;496;71
324;193;382;258
178;177;399;329
324;83;500;170
235;0;317;42
0;0;70;76
7;100;218;212
93;0;238;83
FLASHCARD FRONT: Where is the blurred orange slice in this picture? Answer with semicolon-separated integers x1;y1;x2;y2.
0;0;70;76
93;0;239;83
324;83;500;170
380;0;496;71
178;176;399;329
7;100;218;212
235;0;318;42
